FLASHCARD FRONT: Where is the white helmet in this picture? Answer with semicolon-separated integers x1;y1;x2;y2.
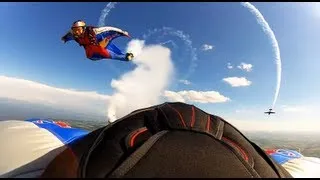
72;20;86;28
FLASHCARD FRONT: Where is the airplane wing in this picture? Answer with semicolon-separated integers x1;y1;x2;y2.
264;111;275;114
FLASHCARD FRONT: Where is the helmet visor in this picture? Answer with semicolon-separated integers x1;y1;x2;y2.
72;26;84;36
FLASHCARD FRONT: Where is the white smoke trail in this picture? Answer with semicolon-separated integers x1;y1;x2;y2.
160;40;178;49
97;3;176;122
107;39;174;122
241;2;282;109
143;27;198;80
97;2;126;76
98;2;118;27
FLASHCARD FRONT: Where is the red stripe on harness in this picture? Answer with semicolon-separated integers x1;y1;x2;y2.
191;106;195;127
206;115;211;132
167;104;187;127
130;127;148;147
222;137;249;162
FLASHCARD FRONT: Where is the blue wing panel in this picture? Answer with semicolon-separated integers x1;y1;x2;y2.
25;118;89;145
268;149;303;164
96;30;127;43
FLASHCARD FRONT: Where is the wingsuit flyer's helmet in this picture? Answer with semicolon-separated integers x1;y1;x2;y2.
72;20;86;28
71;20;86;36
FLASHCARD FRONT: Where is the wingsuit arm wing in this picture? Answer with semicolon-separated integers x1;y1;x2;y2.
61;31;74;43
93;26;130;43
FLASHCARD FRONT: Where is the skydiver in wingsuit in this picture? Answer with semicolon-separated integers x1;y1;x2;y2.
61;20;134;62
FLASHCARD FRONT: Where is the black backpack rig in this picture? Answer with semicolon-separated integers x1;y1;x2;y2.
41;102;292;178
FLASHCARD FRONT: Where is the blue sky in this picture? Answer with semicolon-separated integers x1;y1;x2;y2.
0;2;319;132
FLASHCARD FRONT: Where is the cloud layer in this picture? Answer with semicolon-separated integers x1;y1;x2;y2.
225;104;320;133
0;76;109;116
0;73;231;122
281;105;310;113
228;115;320;133
228;119;320;133
2;75;318;133
163;90;230;103
223;77;252;87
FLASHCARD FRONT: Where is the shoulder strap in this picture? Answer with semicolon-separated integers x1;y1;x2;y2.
85;26;98;45
109;130;169;178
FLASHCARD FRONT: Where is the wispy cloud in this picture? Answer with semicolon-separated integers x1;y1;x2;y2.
227;62;233;69
163;90;230;104
235;109;253;113
223;77;252;87
0;76;109;115
201;44;214;51
237;62;253;72
281;105;310;113
179;79;191;85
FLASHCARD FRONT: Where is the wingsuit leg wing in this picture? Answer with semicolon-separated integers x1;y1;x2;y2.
106;42;133;61
85;45;112;61
85;43;133;62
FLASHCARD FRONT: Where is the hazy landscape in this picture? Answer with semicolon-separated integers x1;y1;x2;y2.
0;98;106;122
1;100;319;158
57;119;320;158
245;131;320;157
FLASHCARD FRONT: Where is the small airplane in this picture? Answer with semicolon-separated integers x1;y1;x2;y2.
264;108;275;115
